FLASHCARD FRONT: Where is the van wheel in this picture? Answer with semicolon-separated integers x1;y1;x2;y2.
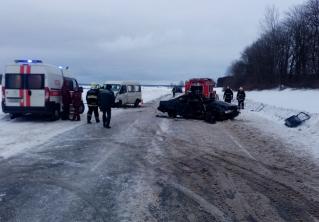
51;108;60;121
134;99;140;107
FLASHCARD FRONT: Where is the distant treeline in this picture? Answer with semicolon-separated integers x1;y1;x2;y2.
224;0;319;90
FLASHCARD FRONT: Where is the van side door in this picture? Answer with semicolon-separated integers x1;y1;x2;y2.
27;74;45;107
127;85;135;104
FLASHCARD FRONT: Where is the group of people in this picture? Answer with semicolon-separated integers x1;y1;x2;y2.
223;86;246;109
61;83;82;121
86;84;115;128
61;83;115;128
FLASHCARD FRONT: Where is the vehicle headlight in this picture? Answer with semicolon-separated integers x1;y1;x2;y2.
225;110;233;114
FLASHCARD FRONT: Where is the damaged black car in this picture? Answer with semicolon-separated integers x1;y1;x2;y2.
158;94;240;123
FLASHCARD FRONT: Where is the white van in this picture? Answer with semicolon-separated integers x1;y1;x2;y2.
104;81;142;107
1;59;84;120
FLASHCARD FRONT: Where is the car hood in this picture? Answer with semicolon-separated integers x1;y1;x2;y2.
208;101;238;110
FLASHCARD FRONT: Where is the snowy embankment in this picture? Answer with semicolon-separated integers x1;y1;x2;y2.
0;86;171;159
216;88;319;162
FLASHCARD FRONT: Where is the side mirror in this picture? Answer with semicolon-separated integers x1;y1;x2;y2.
79;87;83;93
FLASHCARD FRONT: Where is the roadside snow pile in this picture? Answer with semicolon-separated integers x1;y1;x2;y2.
216;87;319;162
0;86;170;159
142;86;171;103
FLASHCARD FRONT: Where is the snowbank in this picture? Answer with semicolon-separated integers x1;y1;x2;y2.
216;87;319;162
0;86;170;159
142;86;171;103
247;89;319;114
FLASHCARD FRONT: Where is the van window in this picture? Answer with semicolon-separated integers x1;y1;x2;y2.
134;85;141;92
127;85;134;92
26;74;44;89
5;74;23;89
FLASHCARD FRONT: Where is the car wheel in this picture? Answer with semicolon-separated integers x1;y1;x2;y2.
168;111;176;118
10;113;18;119
205;111;216;124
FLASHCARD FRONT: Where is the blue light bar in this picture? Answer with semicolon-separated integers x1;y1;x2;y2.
14;59;43;64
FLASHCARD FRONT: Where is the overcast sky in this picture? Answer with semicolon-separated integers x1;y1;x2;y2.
0;0;306;83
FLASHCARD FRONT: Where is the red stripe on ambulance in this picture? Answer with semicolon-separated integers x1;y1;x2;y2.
19;65;24;107
26;65;31;107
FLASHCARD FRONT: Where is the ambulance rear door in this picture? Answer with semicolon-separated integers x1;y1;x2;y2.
4;72;25;107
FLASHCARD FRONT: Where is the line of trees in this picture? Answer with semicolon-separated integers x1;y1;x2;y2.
227;0;319;90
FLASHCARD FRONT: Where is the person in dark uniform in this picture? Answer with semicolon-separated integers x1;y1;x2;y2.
172;86;176;97
72;87;82;121
223;86;233;103
98;84;115;128
237;87;246;109
86;84;100;124
61;82;71;120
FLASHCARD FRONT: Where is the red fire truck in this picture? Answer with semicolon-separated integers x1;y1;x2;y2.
185;78;217;99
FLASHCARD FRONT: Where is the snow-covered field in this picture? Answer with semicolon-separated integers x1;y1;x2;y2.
216;88;319;162
0;86;171;159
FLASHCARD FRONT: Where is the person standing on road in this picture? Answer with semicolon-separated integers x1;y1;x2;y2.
172;86;176;97
72;87;82;121
98;84;115;128
61;82;71;120
223;86;233;103
237;87;246;109
86;83;100;124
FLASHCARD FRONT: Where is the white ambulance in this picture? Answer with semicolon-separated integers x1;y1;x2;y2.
1;60;84;120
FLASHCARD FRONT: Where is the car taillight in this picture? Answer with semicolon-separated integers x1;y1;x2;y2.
45;87;50;101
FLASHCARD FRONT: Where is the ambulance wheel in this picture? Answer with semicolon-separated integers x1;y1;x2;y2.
50;108;60;121
134;99;140;107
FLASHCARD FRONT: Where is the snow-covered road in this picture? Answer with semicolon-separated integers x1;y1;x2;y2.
0;86;171;159
216;88;319;163
0;97;318;221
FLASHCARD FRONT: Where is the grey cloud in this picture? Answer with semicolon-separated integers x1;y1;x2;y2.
0;0;306;83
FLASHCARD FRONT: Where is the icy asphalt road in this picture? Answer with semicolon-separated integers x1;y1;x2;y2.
0;99;318;222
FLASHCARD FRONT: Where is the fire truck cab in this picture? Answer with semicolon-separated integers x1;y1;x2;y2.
1;59;83;120
185;78;217;99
